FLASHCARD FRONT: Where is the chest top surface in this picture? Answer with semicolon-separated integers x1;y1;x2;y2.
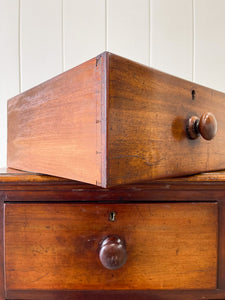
1;167;225;190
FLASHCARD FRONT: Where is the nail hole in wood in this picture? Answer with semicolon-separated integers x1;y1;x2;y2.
192;89;196;100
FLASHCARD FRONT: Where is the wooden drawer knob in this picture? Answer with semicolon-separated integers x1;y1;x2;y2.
99;235;127;270
187;112;217;140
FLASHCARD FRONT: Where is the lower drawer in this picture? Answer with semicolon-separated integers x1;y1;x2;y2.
5;202;217;291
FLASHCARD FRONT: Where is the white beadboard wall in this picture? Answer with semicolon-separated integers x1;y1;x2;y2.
0;0;225;167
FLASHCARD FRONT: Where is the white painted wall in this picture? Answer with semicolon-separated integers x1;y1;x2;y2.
0;0;225;167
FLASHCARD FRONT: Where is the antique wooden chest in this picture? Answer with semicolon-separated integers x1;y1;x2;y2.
7;52;225;188
1;168;225;300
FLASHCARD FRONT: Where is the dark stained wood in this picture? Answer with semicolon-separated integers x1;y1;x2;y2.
1;171;225;299
218;200;225;289
5;289;225;300
7;52;225;188
3;169;225;204
186;115;200;139
107;53;225;187
4;189;225;203
199;112;217;140
7;53;107;187
0;198;4;300
5;203;217;291
0;171;224;299
99;235;127;270
2;170;225;205
186;112;217;140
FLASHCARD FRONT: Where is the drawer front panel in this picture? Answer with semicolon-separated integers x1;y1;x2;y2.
107;53;225;187
5;203;217;290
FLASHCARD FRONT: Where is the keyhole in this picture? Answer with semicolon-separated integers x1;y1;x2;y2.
109;211;116;222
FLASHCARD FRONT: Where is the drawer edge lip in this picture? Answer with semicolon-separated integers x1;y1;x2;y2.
5;289;225;300
1;189;224;202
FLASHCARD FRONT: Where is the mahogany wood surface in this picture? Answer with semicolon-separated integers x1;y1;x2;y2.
187;112;217;140
5;289;225;300
2;167;225;183
7;52;225;188
2;169;225;203
218;200;225;289
0;171;225;299
0;168;69;184
198;112;217;140
5;203;217;291
107;53;225;187
7;54;107;187
99;235;127;270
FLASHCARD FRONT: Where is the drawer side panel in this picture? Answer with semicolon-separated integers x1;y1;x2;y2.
7;55;105;186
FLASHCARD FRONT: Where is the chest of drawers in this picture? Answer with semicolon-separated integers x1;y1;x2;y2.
1;168;225;300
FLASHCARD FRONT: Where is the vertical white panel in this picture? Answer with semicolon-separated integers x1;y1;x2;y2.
195;0;225;92
63;0;105;71
0;0;19;167
151;0;193;80
20;0;62;91
107;0;150;65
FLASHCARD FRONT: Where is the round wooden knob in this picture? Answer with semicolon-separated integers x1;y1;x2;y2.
199;112;217;140
99;235;127;270
187;112;217;140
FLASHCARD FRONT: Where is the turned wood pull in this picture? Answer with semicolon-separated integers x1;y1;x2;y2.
99;235;127;270
187;112;217;140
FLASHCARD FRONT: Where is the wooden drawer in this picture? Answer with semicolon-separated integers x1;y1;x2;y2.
5;202;217;291
7;52;225;188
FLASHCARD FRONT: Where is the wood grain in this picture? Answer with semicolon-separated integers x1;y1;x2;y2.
0;167;71;184
7;53;107;187
99;235;127;270
3;169;225;205
5;289;225;300
218;200;225;289
7;52;225;187
5;203;217;291
2;168;225;183
107;53;225;186
1;171;224;299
